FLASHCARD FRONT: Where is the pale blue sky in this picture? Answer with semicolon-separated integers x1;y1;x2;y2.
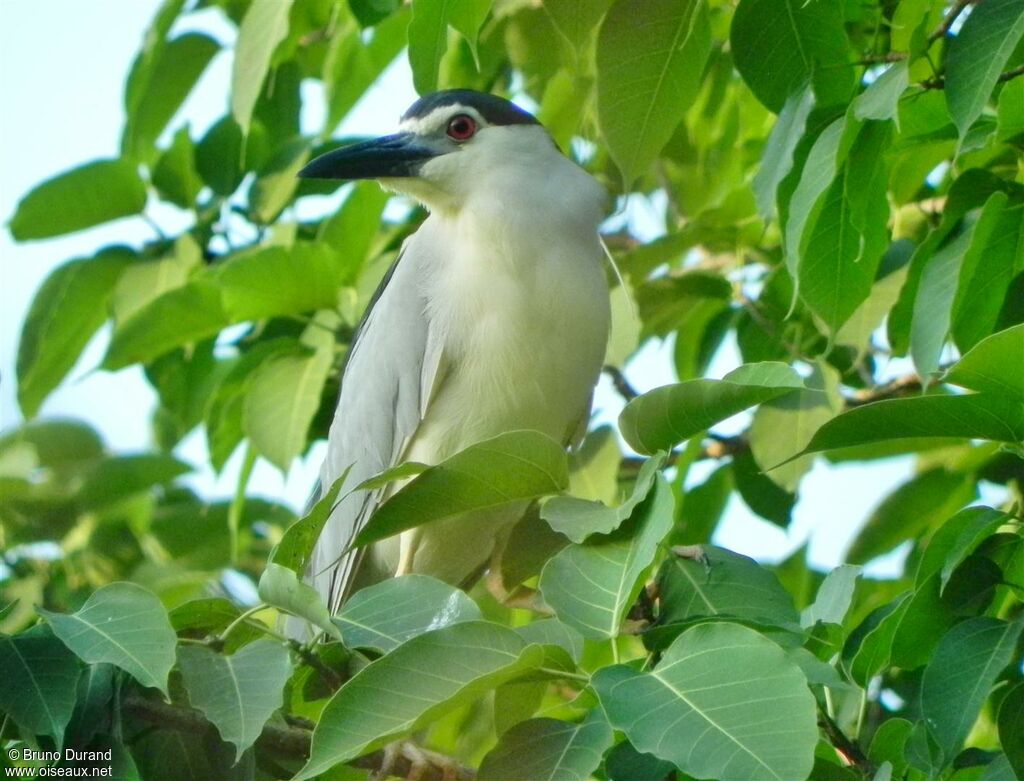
1;0;926;576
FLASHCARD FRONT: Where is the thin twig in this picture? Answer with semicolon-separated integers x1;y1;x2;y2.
928;0;975;43
604;365;639;401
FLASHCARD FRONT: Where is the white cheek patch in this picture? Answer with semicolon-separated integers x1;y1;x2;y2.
399;105;487;136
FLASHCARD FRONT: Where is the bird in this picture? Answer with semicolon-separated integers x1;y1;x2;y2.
295;89;611;622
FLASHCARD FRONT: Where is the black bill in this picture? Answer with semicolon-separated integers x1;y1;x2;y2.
298;133;437;180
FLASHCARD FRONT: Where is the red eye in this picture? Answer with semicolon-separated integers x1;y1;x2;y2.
446;114;477;141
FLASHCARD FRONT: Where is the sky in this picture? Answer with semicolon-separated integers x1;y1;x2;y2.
0;0;925;577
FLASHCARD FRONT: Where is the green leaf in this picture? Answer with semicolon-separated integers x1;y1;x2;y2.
514;619;585;664
478;711;613;781
593;622;818;781
801;564;860;628
318;183;390;281
997;77;1024;142
333;575;481;653
407;0;492;94
231;0;294;134
9;159;147;241
216;243;345;322
152;127;203;208
656;546;800;633
921;617;1024;759
113;235;200;324
270;474;348;575
854;61;909;124
16;248;131;417
605;741;677;781
732;448;796;528
354;430;569;548
243;342;332;471
77;453;192;509
177;639;292;760
539;475;674;640
38;582;177;695
753;83;815;220
945;0;1024;136
544;0;613;56
946;324;1024;400
0;625;81;747
540;453;664;543
619;362;804;455
749;363;842;492
104;279;229;369
0;419;104;472
596;0;711;188
938;508;1014;592
257;562;341;640
846;468;976;564
998;682;1024;780
800;121;892;334
293;621;545;779
122;33;219;161
848;595;911;687
248;139;311;224
797;394;1024;456
730;0;853;112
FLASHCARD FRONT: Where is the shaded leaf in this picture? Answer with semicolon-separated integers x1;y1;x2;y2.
270;474;348;575
77;453;191;509
333;575;481;653
514;619;584;664
354;430;569;548
478;711;613;781
152;127;203;208
620;362;804;454
177;639;292;760
596;0;711;187
593;622;818;781
998;681;1024;780
294;621;545;779
754;83;815;220
539;475;674;640
17;248;131;417
9;159;147;241
38;582;176;695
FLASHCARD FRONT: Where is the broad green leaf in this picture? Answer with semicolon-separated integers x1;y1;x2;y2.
801;565;860;629
257;562;341;640
605;741;677;781
248;139;310;224
195;116;248;196
730;0;853;112
544;0;613;56
216;243;345;322
921;617;1024;759
478;711;613;781
122;33;219;161
938;508;1013;592
596;0;711;188
846;468;976;564
294;621;545;779
997;78;1024;142
354;430;569;548
656;546;800;632
333;575;481;653
799;121;892;334
177;639;292;760
104;279;229;369
168;598;242;635
594;622;818;781
797;394;1024;457
64;663;115;749
243;342;332;471
947;324;1024;400
113;235;200;324
540;452;664;543
619;362;804;454
318;183;390;281
753;83;815;220
749;363;842;492
0;625;80;747
38;582;176;695
77;453;192;509
152;127;202;208
998;682;1024;780
407;0;492;94
732;448;796;528
539;475;674;640
122;0;187;140
848;594;911;687
854;61;909;124
514;619;585;664
17;248;131;417
867;717;913;778
354;461;429;492
945;0;1024;136
9;158;147;241
270;475;347;575
231;0;294;134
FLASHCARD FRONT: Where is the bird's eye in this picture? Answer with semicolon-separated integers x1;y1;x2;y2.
446;114;477;141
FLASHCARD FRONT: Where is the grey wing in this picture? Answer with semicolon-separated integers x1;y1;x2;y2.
306;228;445;615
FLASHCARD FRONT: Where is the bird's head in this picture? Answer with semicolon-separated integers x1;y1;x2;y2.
299;90;554;213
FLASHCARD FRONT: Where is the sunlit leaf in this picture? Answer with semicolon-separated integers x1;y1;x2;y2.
257;563;341;641
231;0;294;134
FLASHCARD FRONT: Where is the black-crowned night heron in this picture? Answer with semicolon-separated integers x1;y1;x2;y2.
297;90;610;617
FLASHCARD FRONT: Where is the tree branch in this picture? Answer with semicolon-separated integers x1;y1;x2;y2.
121;694;476;781
928;0;975;43
603;365;639;401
